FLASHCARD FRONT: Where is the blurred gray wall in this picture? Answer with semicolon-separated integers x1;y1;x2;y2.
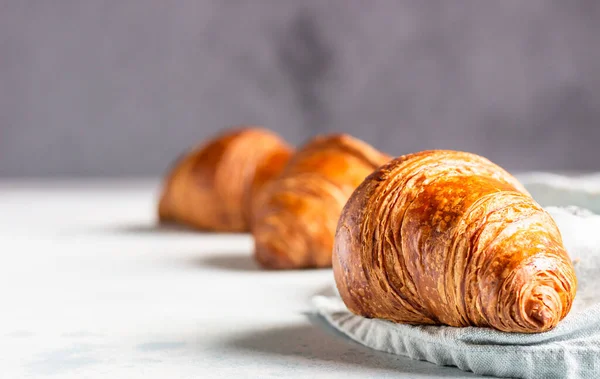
2;1;600;177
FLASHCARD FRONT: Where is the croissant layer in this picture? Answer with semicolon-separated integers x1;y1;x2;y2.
333;150;576;333
252;134;391;269
158;126;293;232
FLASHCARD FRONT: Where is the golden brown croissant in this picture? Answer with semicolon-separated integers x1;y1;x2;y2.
333;150;577;333
252;134;391;269
158;126;293;232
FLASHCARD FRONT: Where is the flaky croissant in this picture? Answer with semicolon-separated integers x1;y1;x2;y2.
158;126;293;232
252;134;391;269
333;150;577;333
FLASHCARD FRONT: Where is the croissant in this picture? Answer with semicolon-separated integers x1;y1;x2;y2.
252;134;391;269
158;126;293;232
333;150;577;333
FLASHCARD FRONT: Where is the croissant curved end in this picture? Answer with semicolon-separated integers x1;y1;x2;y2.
253;213;303;270
494;258;574;333
524;284;562;331
252;189;337;269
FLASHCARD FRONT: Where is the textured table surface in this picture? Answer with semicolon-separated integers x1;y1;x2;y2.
0;179;486;378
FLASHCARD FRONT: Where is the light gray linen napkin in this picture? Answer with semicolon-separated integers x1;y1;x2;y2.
313;205;600;379
517;172;600;214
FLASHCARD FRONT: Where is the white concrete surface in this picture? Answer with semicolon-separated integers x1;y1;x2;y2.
0;180;479;378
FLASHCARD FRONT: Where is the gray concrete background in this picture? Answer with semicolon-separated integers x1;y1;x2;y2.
1;1;600;177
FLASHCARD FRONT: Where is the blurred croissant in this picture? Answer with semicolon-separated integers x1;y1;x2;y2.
252;134;391;269
333;150;577;333
158;126;293;232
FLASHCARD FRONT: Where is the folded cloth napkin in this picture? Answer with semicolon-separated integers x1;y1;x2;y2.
517;172;600;214
313;206;600;379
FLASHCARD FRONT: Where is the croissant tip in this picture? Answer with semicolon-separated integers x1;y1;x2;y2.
524;285;562;332
529;306;553;328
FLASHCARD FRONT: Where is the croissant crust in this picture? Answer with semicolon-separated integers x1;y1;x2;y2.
252;134;391;269
158;126;293;232
333;150;577;333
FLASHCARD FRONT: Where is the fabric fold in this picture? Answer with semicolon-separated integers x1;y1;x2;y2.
313;206;600;379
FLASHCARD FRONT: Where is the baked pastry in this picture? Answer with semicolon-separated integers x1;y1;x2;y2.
158;126;293;232
333;150;577;333
252;134;391;269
